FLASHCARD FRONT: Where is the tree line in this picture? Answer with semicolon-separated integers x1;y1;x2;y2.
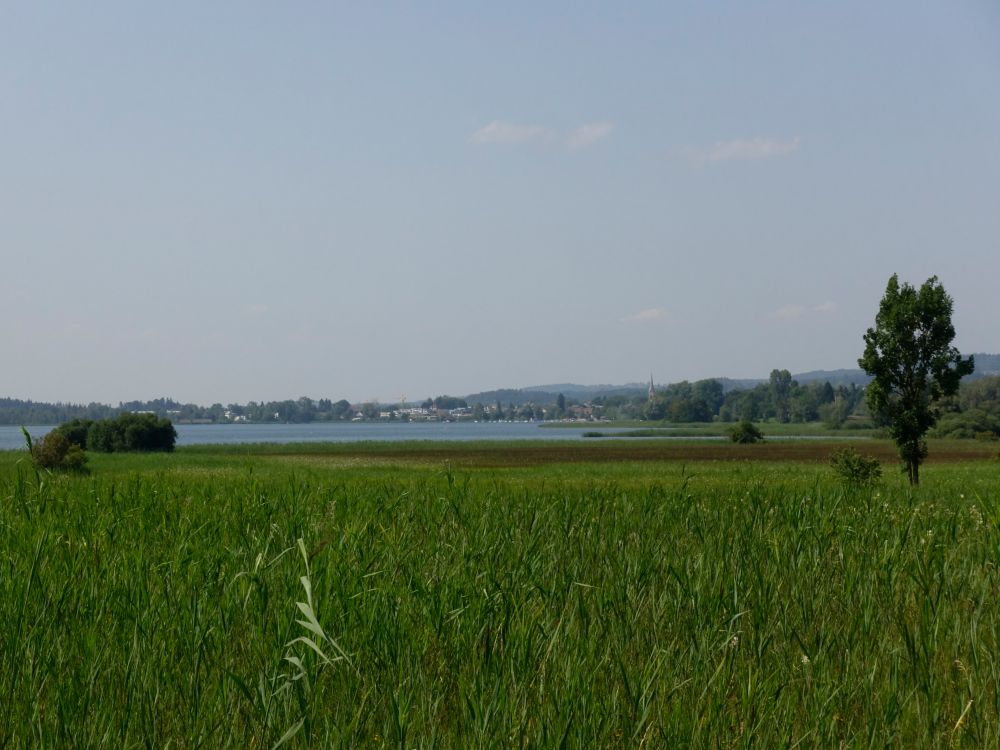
3;370;998;437
587;373;868;426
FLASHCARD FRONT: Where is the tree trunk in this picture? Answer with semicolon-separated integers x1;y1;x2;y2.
908;460;919;486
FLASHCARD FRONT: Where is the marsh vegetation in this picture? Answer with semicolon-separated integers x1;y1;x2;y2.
1;440;999;746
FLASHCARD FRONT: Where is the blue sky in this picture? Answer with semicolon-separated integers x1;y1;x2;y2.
2;2;998;404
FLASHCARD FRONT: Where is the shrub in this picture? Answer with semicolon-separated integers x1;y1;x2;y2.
729;420;764;444
844;420;874;430
29;430;89;472
86;419;120;452
933;408;1000;440
72;413;177;453
55;418;94;448
121;413;176;451
829;446;881;487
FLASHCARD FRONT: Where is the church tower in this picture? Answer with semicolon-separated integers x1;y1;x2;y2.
648;374;655;402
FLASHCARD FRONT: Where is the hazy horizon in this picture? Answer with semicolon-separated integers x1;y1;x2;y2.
3;2;998;404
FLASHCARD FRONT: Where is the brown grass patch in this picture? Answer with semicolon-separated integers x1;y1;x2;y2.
258;440;996;469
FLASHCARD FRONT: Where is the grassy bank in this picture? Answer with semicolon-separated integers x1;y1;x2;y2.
1;443;999;746
541;420;876;437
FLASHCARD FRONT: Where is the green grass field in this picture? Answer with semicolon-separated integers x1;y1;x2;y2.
1;440;999;747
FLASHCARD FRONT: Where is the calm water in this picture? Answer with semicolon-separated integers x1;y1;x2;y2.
1;421;630;450
1;423;859;451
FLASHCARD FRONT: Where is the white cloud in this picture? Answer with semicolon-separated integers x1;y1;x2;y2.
695;136;801;163
769;301;837;320
621;307;670;323
771;304;806;320
469;120;552;145
566;121;614;149
470;120;614;148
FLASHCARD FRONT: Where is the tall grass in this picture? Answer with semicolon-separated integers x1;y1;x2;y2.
0;452;998;746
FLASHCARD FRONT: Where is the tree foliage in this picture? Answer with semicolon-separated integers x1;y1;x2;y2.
829;447;881;488
56;418;94;448
431;396;469;410
27;430;88;472
728;420;764;444
56;413;177;453
934;374;1000;439
858;275;974;485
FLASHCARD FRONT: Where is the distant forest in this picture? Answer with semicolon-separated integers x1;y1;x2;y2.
2;355;999;438
0;397;354;427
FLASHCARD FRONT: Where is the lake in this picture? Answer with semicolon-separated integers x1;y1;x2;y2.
1;423;864;451
1;421;628;450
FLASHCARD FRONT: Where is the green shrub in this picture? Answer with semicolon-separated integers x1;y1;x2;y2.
29;431;89;472
68;413;177;453
933;408;1000;439
55;418;94;448
844;420;874;430
829;446;881;487
729;420;764;444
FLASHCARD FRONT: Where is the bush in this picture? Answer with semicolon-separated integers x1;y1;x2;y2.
933;408;1000;440
58;413;177;453
55;418;94;448
29;430;89;472
829;447;881;487
729;420;764;444
86;419;119;452
120;413;177;451
843;420;874;430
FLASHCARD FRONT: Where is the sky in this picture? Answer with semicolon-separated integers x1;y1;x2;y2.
2;1;999;405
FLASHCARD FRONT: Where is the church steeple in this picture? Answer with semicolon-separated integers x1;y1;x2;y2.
648;374;655;401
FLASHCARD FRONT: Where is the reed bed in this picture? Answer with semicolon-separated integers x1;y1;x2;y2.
1;450;998;747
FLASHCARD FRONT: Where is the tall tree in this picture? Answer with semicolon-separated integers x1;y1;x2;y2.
858;274;974;485
768;369;793;423
693;379;725;415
